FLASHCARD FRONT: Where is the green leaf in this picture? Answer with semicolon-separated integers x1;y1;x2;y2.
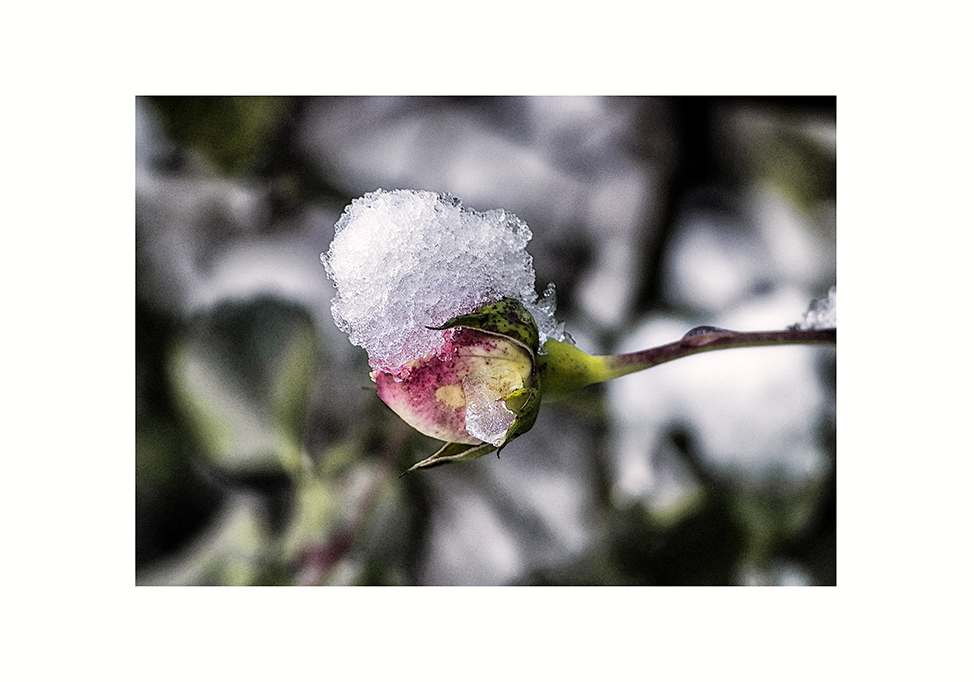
167;298;319;477
148;96;290;176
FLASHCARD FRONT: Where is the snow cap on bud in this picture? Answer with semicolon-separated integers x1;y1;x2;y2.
323;189;562;372
322;190;559;467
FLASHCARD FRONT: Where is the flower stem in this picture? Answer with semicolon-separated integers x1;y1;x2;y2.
540;326;836;397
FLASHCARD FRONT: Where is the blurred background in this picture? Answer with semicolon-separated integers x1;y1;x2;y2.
136;96;836;586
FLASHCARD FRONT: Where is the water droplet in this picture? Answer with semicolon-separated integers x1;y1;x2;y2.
682;325;728;339
681;325;732;347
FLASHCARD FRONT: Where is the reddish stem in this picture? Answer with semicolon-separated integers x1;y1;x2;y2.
604;327;836;379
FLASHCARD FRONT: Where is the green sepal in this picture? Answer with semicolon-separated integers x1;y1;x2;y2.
429;298;540;354
501;381;541;446
401;441;498;474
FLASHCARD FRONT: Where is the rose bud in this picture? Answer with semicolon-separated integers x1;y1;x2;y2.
322;190;562;470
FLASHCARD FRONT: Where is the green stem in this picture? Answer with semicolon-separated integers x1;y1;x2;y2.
540;326;836;397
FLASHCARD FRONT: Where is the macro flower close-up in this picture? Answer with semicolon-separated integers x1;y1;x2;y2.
136;96;838;586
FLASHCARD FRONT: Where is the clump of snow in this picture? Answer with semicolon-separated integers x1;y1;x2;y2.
524;282;567;349
323;189;562;371
797;286;837;330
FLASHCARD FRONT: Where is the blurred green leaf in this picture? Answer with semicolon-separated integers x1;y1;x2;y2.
271;324;318;460
167;297;319;477
148;96;290;175
136;495;270;586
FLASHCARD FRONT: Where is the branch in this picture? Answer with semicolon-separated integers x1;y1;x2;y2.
604;326;836;379
540;326;836;396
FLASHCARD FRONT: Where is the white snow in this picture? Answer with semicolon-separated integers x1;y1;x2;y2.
797;286;837;330
323;189;561;371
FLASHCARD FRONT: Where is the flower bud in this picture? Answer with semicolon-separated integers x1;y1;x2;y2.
374;299;543;470
322;190;562;470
